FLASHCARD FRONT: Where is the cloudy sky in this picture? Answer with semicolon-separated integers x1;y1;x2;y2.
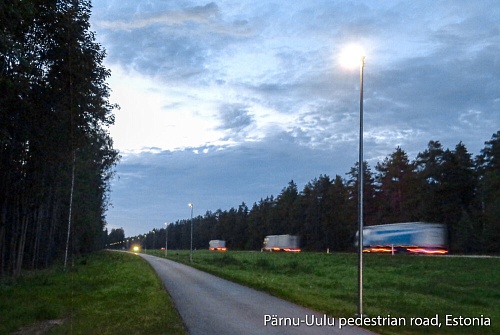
90;0;499;237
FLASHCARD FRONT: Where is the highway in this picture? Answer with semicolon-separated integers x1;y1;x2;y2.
138;253;378;335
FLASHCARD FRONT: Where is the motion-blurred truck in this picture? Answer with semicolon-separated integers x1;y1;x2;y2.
262;234;301;252
357;222;448;254
209;240;227;251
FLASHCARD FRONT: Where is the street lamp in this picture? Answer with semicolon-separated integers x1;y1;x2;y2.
152;229;156;250
164;222;169;256
341;44;365;317
188;203;194;262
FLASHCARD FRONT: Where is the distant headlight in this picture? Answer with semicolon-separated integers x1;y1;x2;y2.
133;246;140;252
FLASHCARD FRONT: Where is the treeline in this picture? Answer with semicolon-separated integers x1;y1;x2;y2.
122;133;500;254
1;1;118;277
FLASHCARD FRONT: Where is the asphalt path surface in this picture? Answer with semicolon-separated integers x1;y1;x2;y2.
137;253;377;335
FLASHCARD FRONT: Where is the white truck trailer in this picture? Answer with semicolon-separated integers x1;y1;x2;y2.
358;222;447;254
209;240;227;251
262;234;301;252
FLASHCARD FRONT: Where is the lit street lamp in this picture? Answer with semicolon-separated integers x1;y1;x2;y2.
341;44;365;317
188;203;194;262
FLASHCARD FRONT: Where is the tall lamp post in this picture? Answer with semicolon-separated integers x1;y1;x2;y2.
188;203;194;262
152;229;156;250
358;54;365;318
164;222;168;256
341;44;365;317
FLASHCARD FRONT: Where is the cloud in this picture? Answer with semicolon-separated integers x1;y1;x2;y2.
217;104;254;134
97;2;219;30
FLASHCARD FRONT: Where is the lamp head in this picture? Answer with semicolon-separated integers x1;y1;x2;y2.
340;44;365;69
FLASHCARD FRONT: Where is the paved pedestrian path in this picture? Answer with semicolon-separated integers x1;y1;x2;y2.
138;253;378;335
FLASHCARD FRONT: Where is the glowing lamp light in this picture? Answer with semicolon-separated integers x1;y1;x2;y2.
340;44;365;69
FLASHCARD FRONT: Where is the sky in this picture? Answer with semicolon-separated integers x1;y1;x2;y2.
89;0;500;237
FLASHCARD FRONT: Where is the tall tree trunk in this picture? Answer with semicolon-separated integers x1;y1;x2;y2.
14;213;29;278
64;151;76;270
31;204;43;270
0;196;8;277
45;192;60;269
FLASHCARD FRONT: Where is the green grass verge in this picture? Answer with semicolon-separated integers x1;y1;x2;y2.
0;251;187;335
148;250;499;335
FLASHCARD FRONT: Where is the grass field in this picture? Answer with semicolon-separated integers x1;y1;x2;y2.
148;249;499;335
2;250;497;335
0;251;187;335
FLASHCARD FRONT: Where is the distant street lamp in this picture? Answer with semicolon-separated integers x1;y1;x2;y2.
189;203;194;262
341;44;365;317
164;222;169;256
